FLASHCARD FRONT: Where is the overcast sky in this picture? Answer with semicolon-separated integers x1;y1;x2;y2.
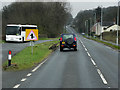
0;0;119;18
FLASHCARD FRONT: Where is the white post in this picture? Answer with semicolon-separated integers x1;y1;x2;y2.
116;1;119;45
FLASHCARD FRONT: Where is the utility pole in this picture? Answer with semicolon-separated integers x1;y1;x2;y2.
90;18;92;37
85;20;88;36
116;1;119;45
100;6;103;40
86;20;88;37
94;13;96;24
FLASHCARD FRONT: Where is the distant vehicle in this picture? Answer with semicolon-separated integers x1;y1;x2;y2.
6;24;38;42
59;33;77;51
81;33;85;35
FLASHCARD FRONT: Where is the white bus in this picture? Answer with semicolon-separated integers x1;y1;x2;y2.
6;24;38;42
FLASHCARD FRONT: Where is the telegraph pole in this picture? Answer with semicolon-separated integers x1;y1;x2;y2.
90;18;92;37
116;1;119;45
100;6;103;40
85;20;88;36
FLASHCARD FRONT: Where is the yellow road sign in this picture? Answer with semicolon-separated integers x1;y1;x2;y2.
25;29;38;41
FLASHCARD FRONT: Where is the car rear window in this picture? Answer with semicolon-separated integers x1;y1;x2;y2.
63;34;73;40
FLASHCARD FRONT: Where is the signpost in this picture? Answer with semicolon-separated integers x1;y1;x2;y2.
25;29;38;55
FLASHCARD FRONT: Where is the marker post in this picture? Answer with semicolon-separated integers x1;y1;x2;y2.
8;50;12;66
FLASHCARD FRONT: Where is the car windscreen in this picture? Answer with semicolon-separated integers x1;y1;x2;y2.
6;26;20;35
22;27;37;31
63;34;73;41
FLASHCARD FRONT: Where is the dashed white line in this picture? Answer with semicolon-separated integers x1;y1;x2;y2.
13;84;20;88
21;78;27;82
85;48;88;51
32;63;43;72
79;38;109;86
27;73;32;77
97;69;108;85
82;44;85;48
32;59;47;72
87;52;91;57
90;58;96;66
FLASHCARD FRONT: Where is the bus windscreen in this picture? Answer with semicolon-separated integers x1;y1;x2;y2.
6;26;20;35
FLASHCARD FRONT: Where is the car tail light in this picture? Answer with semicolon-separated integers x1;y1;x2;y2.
74;37;77;41
73;45;76;47
60;37;62;41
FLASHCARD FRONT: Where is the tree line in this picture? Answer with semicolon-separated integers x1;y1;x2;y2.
72;6;119;33
2;2;72;39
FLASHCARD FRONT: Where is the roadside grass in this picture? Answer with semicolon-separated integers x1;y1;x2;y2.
0;40;5;43
83;36;120;50
3;40;59;71
38;37;59;40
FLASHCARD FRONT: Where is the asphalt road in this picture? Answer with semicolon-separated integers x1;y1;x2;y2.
2;26;118;88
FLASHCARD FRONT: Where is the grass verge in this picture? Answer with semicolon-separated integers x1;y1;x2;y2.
83;36;120;50
38;37;59;40
3;40;59;71
0;40;5;43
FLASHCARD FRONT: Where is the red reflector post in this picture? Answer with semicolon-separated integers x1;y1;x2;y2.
8;50;12;54
60;37;62;41
74;37;77;41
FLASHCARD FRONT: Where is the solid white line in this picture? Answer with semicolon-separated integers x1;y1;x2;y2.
13;84;20;88
97;69;108;84
27;73;32;77
21;78;27;82
32;59;47;72
90;58;96;66
87;52;91;57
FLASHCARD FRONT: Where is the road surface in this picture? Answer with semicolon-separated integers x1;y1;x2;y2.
2;26;118;88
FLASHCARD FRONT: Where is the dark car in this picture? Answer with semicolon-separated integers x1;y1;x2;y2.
59;33;77;51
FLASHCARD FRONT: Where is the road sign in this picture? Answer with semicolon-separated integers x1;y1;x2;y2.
25;29;38;41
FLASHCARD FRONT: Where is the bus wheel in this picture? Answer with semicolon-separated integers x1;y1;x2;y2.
22;37;24;42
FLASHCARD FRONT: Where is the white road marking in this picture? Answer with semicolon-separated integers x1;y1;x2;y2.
97;69;108;84
27;73;32;77
87;52;90;56
32;59;47;72
85;48;88;51
13;84;20;88
79;38;109;86
90;58;96;66
21;78;27;82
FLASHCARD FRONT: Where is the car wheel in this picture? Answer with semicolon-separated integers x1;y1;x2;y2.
66;38;74;45
74;48;77;51
60;47;63;51
22;37;24;42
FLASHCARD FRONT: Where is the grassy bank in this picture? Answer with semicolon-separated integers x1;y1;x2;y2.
38;37;59;40
83;36;120;50
3;40;59;71
0;40;5;43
